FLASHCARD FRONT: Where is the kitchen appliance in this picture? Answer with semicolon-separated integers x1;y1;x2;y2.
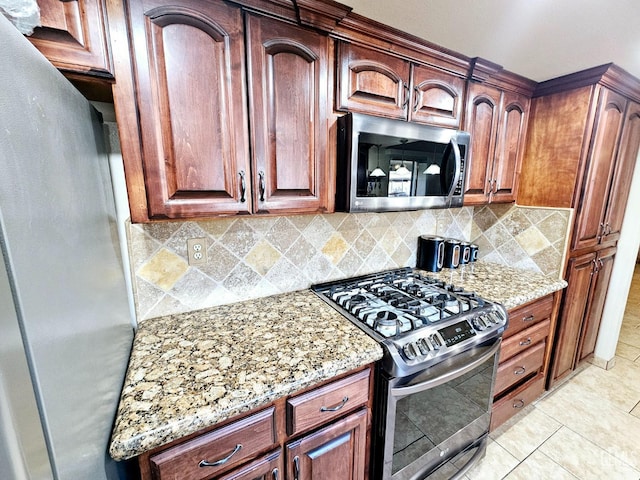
416;236;445;272
443;239;461;269
460;242;472;264
312;268;507;480
0;15;134;480
469;244;479;262
336;113;470;212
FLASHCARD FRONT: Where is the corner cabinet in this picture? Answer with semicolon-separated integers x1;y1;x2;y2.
463;83;531;205
336;41;466;128
517;64;640;383
109;0;333;221
136;367;372;480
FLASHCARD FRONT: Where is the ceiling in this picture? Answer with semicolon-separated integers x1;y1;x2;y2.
340;0;640;83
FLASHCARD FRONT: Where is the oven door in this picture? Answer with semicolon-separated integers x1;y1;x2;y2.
375;338;501;480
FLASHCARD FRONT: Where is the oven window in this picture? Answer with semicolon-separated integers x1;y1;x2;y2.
391;359;495;474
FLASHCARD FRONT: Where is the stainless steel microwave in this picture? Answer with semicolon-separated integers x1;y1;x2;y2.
336;113;470;212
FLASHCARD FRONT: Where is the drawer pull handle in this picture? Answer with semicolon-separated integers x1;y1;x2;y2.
514;366;526;375
522;315;535;322
272;467;279;480
239;171;246;203
199;444;242;468
320;396;349;412
513;399;525;409
519;338;532;346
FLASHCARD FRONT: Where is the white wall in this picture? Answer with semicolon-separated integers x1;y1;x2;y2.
595;150;640;364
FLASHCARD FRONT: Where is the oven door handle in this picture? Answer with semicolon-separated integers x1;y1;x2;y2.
390;339;501;397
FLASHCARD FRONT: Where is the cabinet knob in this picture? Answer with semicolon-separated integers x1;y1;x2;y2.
402;83;410;109
519;338;532;347
272;467;279;480
522;314;535;323
513;399;525;409
514;366;526;375
413;86;420;112
293;455;300;480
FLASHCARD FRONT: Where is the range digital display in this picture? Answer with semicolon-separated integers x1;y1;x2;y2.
438;320;476;347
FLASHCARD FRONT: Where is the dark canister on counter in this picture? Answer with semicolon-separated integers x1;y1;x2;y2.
443;239;461;268
469;244;479;262
460;242;472;264
417;235;445;272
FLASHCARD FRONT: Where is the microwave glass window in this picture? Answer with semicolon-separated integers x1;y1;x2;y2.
356;132;461;199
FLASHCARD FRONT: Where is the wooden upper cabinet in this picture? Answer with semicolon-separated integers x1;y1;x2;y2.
573;88;627;251
492;91;530;203
518;65;640;253
336;41;464;127
463;83;501;203
127;0;251;219
245;13;333;214
464;83;530;205
602;101;640;244
410;65;465;127
28;0;112;79
337;42;410;120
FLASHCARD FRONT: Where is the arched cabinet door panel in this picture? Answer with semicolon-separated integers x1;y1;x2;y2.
492;92;530;203
337;41;410;119
572;88;626;251
129;0;251;218
410;65;464;128
463;83;501;204
246;14;332;214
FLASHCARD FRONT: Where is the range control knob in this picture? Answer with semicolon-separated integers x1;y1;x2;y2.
429;334;442;350
471;318;485;331
403;343;419;360
416;337;430;355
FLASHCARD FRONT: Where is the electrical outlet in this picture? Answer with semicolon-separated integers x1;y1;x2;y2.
187;237;208;266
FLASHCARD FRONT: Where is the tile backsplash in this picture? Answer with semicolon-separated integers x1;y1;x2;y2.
128;204;571;322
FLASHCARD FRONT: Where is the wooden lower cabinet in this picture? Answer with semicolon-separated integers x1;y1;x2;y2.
286;409;368;480
551;247;617;384
138;367;372;480
217;450;283;480
491;294;558;430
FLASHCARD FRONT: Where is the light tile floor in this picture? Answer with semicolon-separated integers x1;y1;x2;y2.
465;264;640;480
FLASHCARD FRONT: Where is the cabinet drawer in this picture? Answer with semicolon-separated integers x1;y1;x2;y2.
287;368;370;436
505;295;553;338
500;319;551;362
491;374;545;431
149;407;276;480
494;341;545;396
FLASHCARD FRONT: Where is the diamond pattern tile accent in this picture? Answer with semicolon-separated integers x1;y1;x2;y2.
128;204;571;322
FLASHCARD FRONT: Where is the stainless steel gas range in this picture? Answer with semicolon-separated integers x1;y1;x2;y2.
312;267;508;480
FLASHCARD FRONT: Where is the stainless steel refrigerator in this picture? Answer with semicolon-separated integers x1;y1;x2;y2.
0;14;134;480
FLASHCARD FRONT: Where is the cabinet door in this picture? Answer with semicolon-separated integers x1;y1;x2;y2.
217;449;283;480
551;252;596;383
492;91;530;203
602;101;640;245
409;65;465;128
463;83;501;204
28;0;112;78
572;88;627;251
577;247;616;362
128;0;252;218
286;409;368;480
336;42;411;119
246;14;332;214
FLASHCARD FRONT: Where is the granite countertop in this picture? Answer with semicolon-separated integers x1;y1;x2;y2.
417;261;567;310
109;261;565;461
109;289;383;461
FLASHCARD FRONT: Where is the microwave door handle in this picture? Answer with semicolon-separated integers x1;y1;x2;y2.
389;338;501;397
445;138;462;205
